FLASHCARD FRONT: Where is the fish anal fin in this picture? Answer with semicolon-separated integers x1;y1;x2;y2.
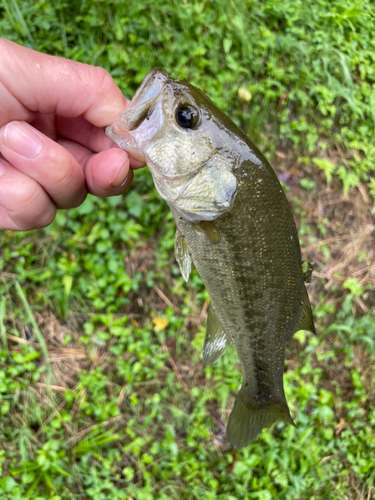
295;301;316;335
203;304;229;364
174;229;192;282
226;387;294;448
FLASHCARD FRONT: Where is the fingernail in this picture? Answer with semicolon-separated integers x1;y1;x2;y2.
111;164;129;187
3;121;43;158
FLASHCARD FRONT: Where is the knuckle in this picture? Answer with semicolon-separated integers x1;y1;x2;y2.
70;190;87;208
33;207;56;229
48;148;84;189
35;146;85;209
9;180;56;229
54;160;76;186
16;179;41;208
58;189;86;210
92;66;116;95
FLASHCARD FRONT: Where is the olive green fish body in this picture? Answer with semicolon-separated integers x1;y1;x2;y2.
171;143;309;446
106;68;315;448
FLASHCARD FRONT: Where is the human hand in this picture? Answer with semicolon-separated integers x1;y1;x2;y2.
0;38;144;231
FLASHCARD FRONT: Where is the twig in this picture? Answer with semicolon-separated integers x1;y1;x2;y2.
200;299;209;320
47;353;86;361
162;345;190;394
154;285;181;313
116;384;128;407
35;400;72;438
34;383;67;392
335;142;351;170
65;415;125;448
205;410;226;433
0;272;17;279
7;334;86;360
7;333;39;346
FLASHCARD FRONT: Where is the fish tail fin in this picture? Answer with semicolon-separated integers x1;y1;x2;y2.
226;387;294;448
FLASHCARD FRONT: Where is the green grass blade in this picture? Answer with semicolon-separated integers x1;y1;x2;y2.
25;474;41;498
9;0;34;46
14;281;52;384
0;295;7;353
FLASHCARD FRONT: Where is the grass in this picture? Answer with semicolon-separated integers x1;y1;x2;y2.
1;0;375;498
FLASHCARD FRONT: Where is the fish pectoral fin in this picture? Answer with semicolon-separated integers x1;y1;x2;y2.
193;221;221;244
174;228;192;282
203;304;230;364
226;387;294;448
289;285;316;340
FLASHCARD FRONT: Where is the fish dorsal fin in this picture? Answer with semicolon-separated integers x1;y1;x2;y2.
174;229;192;282
203;304;230;364
288;285;316;341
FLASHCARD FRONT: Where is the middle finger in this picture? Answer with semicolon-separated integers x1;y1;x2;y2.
0;120;86;209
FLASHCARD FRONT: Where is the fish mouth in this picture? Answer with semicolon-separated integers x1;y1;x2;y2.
105;68;169;162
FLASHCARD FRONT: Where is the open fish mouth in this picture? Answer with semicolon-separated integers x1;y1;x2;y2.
107;67;238;223
105;68;169;162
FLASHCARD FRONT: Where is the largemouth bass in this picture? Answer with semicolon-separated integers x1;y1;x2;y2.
106;68;315;448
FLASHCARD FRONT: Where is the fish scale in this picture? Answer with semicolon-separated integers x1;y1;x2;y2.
171;155;301;399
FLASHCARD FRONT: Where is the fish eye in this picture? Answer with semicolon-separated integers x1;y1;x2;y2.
175;104;199;129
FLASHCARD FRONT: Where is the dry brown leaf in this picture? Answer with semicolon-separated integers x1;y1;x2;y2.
335;417;347;436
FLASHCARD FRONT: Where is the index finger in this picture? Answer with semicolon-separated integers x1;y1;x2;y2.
0;38;128;129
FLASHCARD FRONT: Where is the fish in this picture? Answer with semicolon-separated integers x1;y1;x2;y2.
106;68;316;448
